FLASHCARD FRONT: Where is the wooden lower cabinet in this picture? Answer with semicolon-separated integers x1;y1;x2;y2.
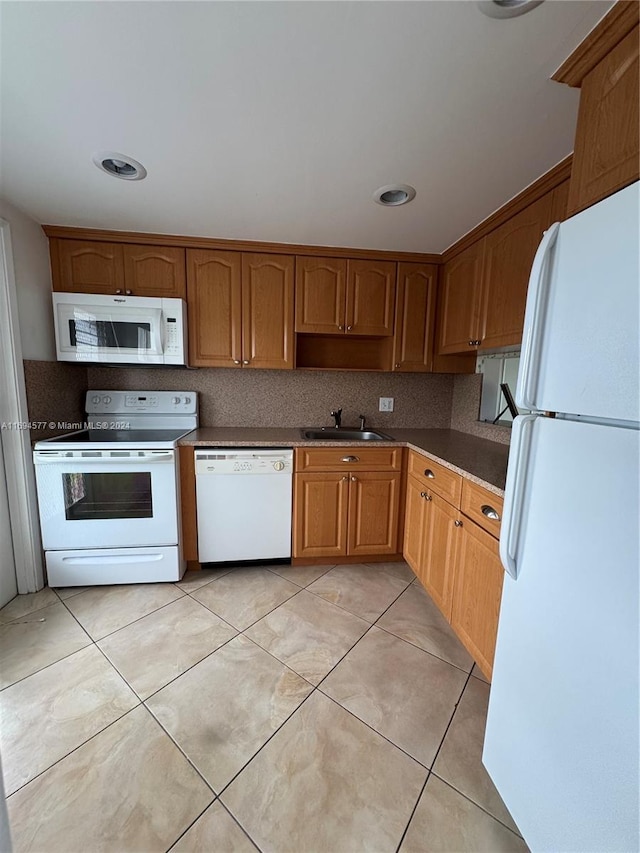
293;470;400;559
403;476;457;620
451;517;504;680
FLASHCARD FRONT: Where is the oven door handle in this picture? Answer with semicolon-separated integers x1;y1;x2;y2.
34;451;175;464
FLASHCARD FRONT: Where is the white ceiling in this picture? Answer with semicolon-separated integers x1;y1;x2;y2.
0;1;612;254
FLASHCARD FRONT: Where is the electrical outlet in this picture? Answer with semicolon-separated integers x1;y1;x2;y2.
379;397;394;412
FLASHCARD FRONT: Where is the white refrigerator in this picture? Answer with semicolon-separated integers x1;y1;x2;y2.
483;180;640;853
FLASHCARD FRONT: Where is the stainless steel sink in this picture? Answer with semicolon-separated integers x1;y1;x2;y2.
301;428;394;441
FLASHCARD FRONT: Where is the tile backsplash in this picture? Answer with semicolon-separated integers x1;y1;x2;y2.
86;367;455;430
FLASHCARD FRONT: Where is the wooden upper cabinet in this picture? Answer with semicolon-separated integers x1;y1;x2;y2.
122;246;186;298
295;256;347;333
568;25;640;216
437;240;485;355
346;259;396;336
451;517;504;680
242;253;294;370
479;192;552;350
550;179;570;223
187;249;242;367
392;263;437;371
52;239;125;294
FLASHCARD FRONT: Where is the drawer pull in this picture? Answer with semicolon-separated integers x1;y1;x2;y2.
481;505;501;521
341;455;359;463
424;469;435;478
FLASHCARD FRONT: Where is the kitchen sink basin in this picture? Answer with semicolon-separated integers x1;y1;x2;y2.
301;428;394;441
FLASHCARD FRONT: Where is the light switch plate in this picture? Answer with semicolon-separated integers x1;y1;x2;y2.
379;397;394;412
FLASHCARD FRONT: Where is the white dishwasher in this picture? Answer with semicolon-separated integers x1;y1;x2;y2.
195;449;293;563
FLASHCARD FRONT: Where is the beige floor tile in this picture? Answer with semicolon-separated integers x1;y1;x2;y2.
147;634;312;792
7;705;213;853
0;645;138;795
433;676;519;832
190;568;299;630
98;596;237;699
222;691;426;853
472;662;490;683
0;588;59;623
365;560;417;583
322;626;467;766
307;563;410;622
53;586;89;601
176;568;232;592
245;590;369;685
400;776;528;853
64;583;184;640
267;563;334;587
0;603;91;689
377;581;474;672
173;801;258;852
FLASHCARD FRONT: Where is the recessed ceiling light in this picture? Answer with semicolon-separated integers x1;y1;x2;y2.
477;0;544;19
373;184;416;207
92;151;147;181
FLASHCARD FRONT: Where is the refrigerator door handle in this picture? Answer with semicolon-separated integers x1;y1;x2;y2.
518;222;560;411
500;414;536;580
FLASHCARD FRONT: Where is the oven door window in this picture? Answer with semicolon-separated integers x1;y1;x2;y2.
69;318;152;351
63;471;153;520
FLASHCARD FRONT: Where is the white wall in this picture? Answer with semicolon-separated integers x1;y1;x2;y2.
0;197;55;360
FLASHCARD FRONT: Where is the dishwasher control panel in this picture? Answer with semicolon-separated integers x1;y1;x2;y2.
195;449;293;475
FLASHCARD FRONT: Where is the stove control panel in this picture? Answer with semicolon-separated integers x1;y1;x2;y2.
85;390;198;415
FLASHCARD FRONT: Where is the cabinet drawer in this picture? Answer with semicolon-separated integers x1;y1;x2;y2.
295;446;402;473
461;480;503;539
407;451;462;506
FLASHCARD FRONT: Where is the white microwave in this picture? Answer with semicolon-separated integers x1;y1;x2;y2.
52;292;188;365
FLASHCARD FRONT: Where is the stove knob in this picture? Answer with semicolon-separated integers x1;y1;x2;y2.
103;396;111;404
91;395;100;404
184;397;191;404
172;396;181;404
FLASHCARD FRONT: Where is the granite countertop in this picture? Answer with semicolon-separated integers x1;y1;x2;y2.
179;427;510;496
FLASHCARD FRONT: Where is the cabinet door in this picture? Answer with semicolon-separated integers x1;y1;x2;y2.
293;472;349;558
52;239;124;294
242;253;294;369
403;475;427;575
346;259;396;336
550;179;570;223
122;246;186;298
451;517;504;679
186;249;242;367
568;25;639;216
479;192;552;350
392;263;437;371
347;471;401;556
437;240;484;354
295;256;347;334
420;492;459;621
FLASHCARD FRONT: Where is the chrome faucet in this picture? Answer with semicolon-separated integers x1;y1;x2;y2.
330;408;342;428
359;414;366;431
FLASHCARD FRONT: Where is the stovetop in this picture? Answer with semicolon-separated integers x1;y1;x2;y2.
46;429;191;444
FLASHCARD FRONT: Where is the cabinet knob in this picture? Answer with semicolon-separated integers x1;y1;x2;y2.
424;469;435;479
243;360;250;365
425;494;432;501
233;360;241;365
341;475;349;481
338;325;344;330
125;290;132;295
351;476;357;482
115;289;123;294
420;491;426;498
395;363;401;368
481;505;501;521
341;455;359;463
454;519;463;527
347;325;353;331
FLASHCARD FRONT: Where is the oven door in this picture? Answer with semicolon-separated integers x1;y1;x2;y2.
34;450;178;549
54;298;164;364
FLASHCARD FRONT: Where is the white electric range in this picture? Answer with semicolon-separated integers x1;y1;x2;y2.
33;390;198;587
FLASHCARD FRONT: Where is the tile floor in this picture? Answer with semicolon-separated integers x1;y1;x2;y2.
0;562;528;853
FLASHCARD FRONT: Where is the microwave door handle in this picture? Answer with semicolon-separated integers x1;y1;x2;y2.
152;310;164;355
